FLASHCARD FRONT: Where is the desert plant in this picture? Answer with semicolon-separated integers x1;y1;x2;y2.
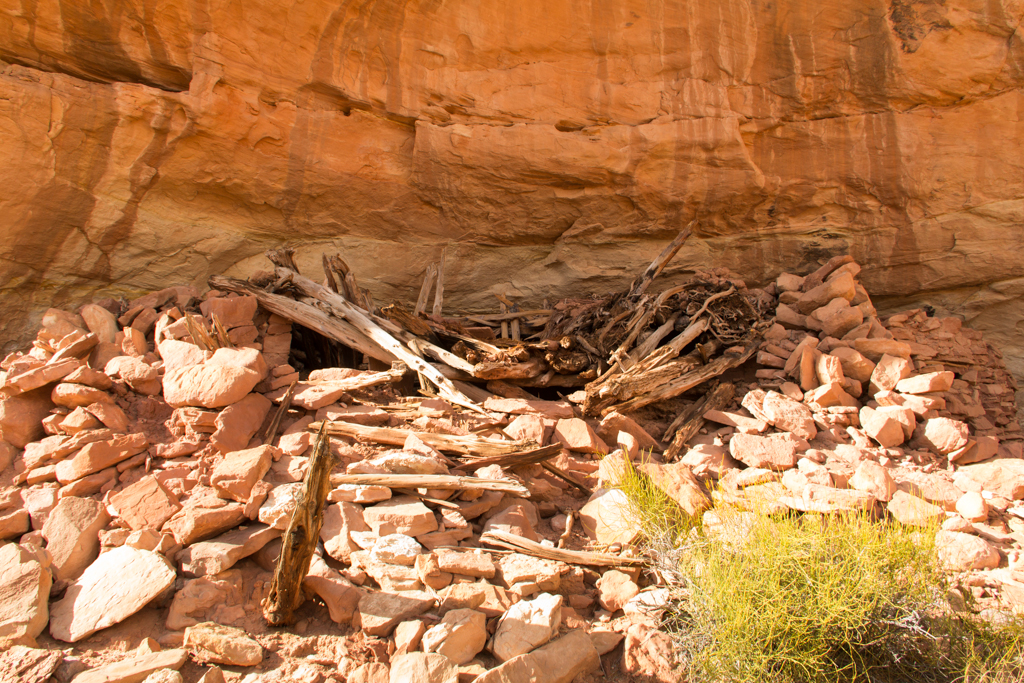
613;465;1024;683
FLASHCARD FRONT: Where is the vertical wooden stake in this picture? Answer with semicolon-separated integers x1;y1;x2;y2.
263;422;334;626
432;247;447;318
415;263;437;317
510;303;521;341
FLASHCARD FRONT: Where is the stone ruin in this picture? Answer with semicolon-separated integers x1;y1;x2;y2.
0;237;1022;683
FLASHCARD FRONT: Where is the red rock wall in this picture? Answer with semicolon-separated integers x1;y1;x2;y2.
1;0;1022;373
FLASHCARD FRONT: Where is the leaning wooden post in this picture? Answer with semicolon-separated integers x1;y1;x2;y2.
263;422;334;626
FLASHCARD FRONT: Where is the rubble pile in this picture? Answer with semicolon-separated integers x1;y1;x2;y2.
0;237;1021;683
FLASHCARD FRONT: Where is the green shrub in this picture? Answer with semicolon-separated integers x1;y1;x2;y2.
614;463;1024;683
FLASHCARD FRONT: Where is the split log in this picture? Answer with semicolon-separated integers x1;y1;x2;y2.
328;473;530;496
663;382;735;460
608;337;760;415
259;262;483;413
267;363;407;404
451;443;562;471
263;423;333;626
626;223;693;302
472;359;545;381
309;421;537;457
480;530;641;566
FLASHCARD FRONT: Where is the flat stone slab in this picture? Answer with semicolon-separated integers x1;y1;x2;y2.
179;523;281;576
49;546;176;643
70;648;187;683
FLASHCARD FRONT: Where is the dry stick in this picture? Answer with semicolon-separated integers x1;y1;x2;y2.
328;473;530;496
626;222;694;301
210;313;234;348
415;263;438;316
557;511;575;549
210;276;394;362
261;263;483;414
263;422;333;626
663;381;736;460
451;443;562;471
311;421;537;457
183;313;216;351
480;530;641;566
432;247;447;318
499;302;509;339
263;381;298;444
540;461;592;495
392;489;462;509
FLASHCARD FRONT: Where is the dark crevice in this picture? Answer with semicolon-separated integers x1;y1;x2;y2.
289;324;364;378
0;53;190;93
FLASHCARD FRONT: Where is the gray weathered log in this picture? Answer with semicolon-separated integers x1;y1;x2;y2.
328;473;529;496
310;421;536;457
480;530;641;567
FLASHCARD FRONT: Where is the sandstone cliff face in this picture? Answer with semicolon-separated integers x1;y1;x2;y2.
1;1;1022;373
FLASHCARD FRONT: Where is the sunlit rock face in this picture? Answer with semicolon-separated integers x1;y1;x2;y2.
0;1;1022;373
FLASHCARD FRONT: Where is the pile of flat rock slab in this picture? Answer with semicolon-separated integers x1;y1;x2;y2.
0;252;1021;683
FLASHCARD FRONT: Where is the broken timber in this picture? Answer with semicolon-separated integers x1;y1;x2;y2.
664;381;736;460
328;473;530;496
263;422;334;626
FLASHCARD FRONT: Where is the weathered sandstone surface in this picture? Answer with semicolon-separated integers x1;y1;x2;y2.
1;1;1023;374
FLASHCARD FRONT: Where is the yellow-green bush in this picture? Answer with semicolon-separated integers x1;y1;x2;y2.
614;459;1024;682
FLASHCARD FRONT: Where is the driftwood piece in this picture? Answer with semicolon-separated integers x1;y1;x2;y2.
210;276;393;362
480;530;641;566
310;421;537;457
664;382;736;459
263;381;297;444
261;263;482;413
263;423;333;626
626;223;693;302
328;473;530;496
